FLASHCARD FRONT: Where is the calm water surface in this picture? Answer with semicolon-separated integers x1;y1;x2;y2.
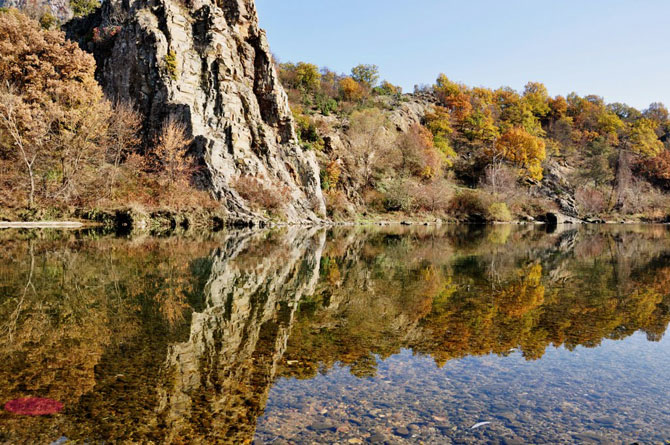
1;225;670;444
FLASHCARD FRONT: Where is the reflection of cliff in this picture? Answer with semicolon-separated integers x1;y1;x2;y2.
281;225;670;378
156;228;325;443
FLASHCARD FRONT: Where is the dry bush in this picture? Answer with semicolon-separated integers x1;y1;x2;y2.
616;180;670;218
362;189;385;213
448;191;489;220
325;190;351;217
412;179;452;213
234;175;289;213
575;186;607;215
381;177;418;212
397;124;443;179
346;108;394;187
488;202;512;222
480;163;519;197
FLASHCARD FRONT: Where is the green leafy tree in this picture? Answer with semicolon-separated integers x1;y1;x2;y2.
70;0;100;17
351;64;379;89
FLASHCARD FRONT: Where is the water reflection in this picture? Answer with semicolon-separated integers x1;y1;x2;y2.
0;225;669;443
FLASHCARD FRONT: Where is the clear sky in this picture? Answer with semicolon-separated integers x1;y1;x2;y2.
256;0;670;110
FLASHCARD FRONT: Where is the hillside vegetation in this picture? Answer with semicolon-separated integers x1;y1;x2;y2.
2;6;670;225
277;60;670;222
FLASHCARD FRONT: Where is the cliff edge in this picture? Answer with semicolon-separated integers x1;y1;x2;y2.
69;0;326;224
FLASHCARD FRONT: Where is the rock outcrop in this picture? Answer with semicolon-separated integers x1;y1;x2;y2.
69;0;325;224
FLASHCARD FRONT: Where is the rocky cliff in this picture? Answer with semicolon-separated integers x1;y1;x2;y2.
69;0;325;224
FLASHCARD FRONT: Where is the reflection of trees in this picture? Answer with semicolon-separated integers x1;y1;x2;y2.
0;235;217;444
1;225;670;444
282;225;670;378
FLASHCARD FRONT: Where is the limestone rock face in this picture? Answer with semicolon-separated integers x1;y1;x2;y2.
75;0;325;223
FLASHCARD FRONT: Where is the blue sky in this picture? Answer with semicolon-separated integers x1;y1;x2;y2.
256;0;669;110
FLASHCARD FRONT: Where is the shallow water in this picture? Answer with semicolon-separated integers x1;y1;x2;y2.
0;225;669;444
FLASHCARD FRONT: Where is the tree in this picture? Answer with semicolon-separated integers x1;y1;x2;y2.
351;64;379;89
424;106;457;166
347;109;392;186
376;80;402;96
488;127;546;181
0;9;109;208
625;118;664;157
150;118;196;206
581;137;614;187
397;124;442;179
523;82;551;118
339;77;364;102
295;62;321;92
637;149;670;190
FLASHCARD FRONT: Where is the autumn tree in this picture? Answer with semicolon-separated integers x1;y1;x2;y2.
347;108;393;186
637;149;670;190
149;118;196;207
0;9;110;208
294;62;321;92
523;82;551;118
396;124;442;179
424;106;457;166
339;77;365;102
625;118;664;157
488;127;546;181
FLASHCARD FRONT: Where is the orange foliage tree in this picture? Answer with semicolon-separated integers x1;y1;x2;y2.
0;9;110;208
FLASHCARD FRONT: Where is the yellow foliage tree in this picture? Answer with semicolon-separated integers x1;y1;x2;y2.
339;77;364;102
626;118;664;157
424;106;457;166
489;127;547;181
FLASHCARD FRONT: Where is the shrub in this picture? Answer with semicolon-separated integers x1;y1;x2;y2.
381;177;417;212
234;175;289;213
70;0;100;17
374;80;402;97
321;160;341;191
0;10;109;208
481;163;519;197
316;96;338;116
325;190;350;217
339;77;364;102
92;25;121;45
575;186;607;215
448;191;488;220
412;180;452;213
164;50;178;80
38;12;58;29
488;202;512;222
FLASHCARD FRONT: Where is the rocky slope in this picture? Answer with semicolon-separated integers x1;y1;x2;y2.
68;0;325;224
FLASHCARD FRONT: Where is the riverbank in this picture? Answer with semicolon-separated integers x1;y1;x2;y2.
3;209;669;236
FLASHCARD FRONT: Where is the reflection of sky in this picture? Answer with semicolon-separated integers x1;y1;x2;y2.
257;333;670;443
